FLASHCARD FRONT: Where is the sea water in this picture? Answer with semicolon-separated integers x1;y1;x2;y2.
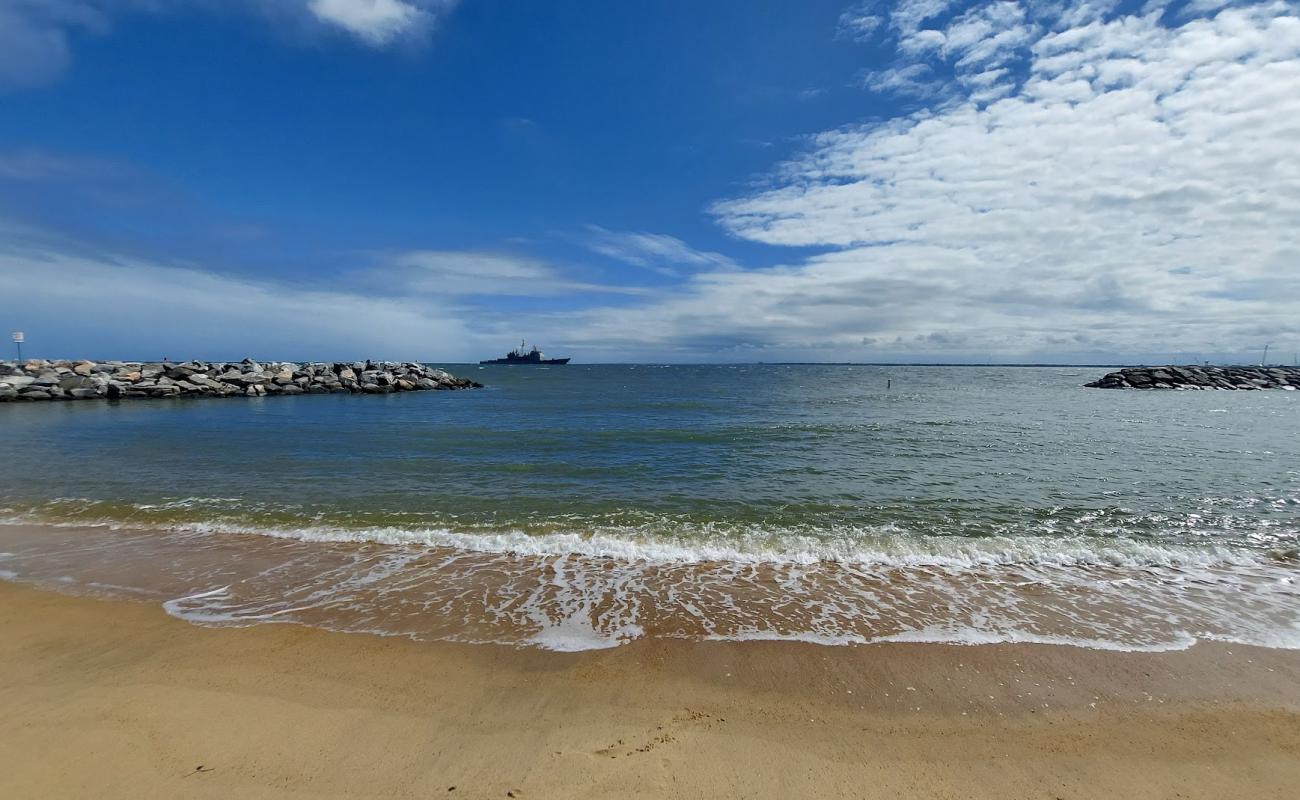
1;364;1297;651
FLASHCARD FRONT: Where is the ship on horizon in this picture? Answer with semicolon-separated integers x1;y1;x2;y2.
479;341;571;365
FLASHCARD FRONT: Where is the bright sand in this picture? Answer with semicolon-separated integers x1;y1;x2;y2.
1;582;1298;799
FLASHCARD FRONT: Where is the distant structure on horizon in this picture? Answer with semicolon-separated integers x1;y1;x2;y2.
479;341;570;365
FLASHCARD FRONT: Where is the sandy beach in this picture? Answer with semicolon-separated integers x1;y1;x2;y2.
1;581;1297;799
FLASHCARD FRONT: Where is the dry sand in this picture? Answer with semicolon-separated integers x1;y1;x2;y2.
1;580;1298;799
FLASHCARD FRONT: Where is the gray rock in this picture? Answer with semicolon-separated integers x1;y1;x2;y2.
1088;365;1300;391
1;358;480;402
0;374;35;390
58;375;95;391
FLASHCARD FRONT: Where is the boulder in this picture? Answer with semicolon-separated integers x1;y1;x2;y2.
0;374;35;390
58;375;95;391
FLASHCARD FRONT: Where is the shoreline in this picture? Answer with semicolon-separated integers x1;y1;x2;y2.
2;520;1296;653
2;581;1298;798
2;519;1297;653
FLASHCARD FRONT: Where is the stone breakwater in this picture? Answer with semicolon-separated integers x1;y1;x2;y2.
0;359;482;402
1086;365;1300;390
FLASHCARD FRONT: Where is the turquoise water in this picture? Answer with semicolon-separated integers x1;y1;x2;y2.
1;365;1298;650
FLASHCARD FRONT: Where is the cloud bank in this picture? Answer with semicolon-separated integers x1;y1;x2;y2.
682;0;1300;361
0;245;476;361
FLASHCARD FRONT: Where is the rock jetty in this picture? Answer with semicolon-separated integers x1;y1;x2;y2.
0;359;481;402
1085;365;1300;390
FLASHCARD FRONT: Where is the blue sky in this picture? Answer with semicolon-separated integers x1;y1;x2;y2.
2;0;1298;363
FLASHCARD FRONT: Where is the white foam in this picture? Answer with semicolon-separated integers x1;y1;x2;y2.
5;506;1300;654
874;626;1200;653
59;517;1275;574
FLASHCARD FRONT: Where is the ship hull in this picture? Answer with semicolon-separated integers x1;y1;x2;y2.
478;358;570;365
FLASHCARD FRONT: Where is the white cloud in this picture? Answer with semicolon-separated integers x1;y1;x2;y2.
0;244;478;361
941;1;1034;71
376;249;645;296
837;2;885;41
675;2;1300;360
0;0;111;90
898;27;947;54
853;1;1149;100
890;0;957;35
862;62;944;95
306;0;454;47
0;0;461;89
581;226;736;277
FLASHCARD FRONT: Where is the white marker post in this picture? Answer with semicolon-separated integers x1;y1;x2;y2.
10;331;22;362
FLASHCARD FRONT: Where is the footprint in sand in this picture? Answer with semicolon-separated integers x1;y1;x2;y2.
594;708;725;758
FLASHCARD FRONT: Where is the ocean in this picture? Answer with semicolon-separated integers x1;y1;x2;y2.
1;364;1297;651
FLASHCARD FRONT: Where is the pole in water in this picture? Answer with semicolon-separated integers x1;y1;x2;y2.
887;378;891;390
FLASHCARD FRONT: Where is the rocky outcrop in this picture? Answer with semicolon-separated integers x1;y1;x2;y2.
0;359;482;402
1086;365;1300;390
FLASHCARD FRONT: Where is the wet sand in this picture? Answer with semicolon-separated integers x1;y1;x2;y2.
1;581;1298;799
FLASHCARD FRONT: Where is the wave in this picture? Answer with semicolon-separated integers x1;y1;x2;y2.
0;499;1289;570
2;497;1298;654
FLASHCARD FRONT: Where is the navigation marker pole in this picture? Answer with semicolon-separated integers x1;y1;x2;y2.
10;331;22;362
1261;342;1270;366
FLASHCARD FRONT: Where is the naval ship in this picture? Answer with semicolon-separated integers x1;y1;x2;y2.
479;341;571;365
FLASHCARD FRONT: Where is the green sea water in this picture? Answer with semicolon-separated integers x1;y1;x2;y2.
1;365;1297;650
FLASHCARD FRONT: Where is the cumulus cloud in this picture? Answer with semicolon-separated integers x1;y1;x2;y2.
306;0;455;46
0;0;461;90
687;1;1300;360
847;0;1141;100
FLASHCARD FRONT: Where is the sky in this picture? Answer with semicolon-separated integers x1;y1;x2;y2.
1;0;1298;364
